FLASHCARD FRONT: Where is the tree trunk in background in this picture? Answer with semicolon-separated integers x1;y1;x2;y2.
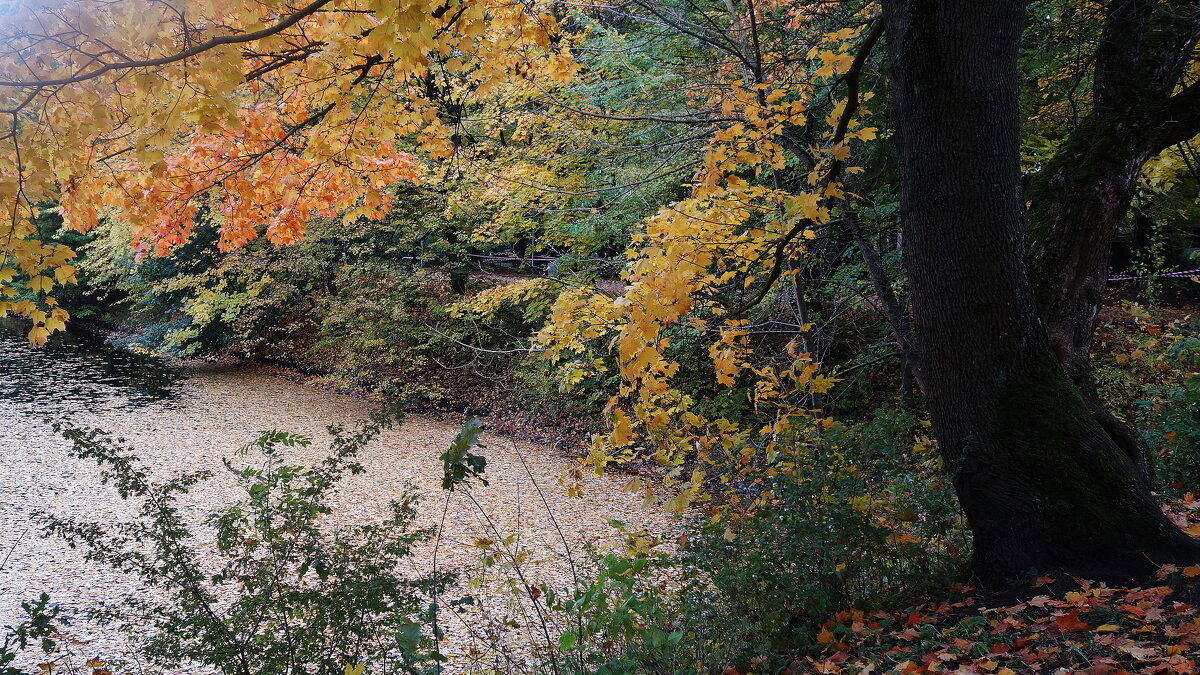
1026;120;1159;483
882;0;1200;583
1025;0;1200;483
443;226;471;295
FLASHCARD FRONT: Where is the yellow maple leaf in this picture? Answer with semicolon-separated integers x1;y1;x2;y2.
28;275;53;294
27;326;50;346
810;375;839;394
53;265;77;285
611;410;635;446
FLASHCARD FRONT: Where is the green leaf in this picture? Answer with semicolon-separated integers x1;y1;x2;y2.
440;418;488;490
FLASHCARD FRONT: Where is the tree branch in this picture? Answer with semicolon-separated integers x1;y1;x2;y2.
730;17;883;317
1153;80;1200;150
0;0;337;88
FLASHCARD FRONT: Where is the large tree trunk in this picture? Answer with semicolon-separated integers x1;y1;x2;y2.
882;0;1200;584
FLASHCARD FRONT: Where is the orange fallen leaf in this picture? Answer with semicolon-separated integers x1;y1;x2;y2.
1053;609;1090;633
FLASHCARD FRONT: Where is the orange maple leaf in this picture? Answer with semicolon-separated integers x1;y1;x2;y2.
1052;609;1090;633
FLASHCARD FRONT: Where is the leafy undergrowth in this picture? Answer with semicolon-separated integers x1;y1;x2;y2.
769;496;1200;675
235;356;597;453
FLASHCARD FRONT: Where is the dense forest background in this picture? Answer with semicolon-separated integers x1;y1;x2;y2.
3;0;1200;672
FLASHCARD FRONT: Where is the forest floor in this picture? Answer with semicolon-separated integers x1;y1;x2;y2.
789;500;1200;675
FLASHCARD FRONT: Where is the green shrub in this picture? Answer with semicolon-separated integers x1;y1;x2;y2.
0;594;66;675
1138;321;1200;491
313;265;460;401
547;550;687;675
523;407;967;675
39;412;452;675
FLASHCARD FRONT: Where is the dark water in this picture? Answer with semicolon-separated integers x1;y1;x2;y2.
0;319;180;412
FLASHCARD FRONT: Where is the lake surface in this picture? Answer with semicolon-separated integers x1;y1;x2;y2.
0;319;180;412
0;319;668;672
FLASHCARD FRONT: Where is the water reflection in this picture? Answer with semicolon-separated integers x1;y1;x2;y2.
0;319;180;412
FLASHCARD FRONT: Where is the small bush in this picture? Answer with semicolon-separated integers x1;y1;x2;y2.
38;412;452;675
1137;320;1200;491
0;594;66;675
313;265;460;401
514;408;967;675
